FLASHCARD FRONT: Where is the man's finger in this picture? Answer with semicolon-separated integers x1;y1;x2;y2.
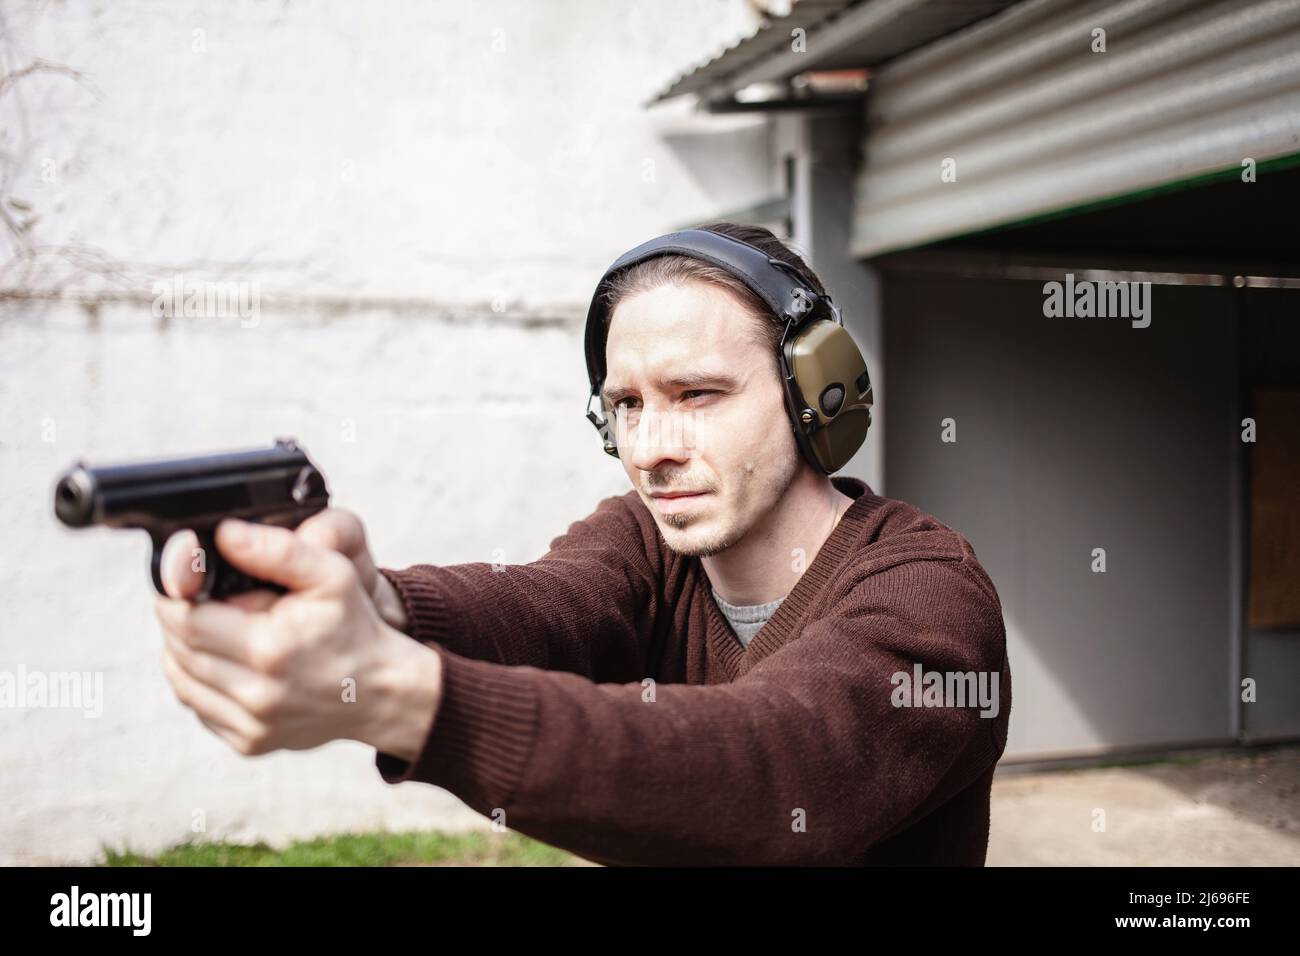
214;518;350;592
164;631;286;730
161;530;288;606
297;509;379;596
160;529;204;600
155;594;270;667
296;508;366;559
163;628;260;696
160;644;263;743
222;589;280;614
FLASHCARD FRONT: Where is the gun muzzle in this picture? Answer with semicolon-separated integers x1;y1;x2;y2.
54;465;97;528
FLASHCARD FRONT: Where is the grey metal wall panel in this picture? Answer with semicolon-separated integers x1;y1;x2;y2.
883;272;1234;759
853;0;1300;256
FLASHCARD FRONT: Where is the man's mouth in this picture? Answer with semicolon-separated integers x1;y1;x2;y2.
648;490;710;515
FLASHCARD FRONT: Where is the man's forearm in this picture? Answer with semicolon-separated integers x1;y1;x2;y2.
375;554;653;680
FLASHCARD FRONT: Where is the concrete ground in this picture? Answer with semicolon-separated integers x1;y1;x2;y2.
988;745;1300;865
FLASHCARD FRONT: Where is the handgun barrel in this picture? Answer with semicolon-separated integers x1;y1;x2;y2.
53;439;328;531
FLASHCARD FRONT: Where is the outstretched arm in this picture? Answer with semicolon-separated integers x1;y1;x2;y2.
375;556;1011;866
378;491;664;682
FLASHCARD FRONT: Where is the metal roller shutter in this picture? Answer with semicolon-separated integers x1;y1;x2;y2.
851;0;1300;257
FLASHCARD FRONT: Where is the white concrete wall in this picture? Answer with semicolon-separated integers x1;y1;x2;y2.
0;0;776;864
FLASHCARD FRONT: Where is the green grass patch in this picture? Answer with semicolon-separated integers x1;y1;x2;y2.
99;829;587;867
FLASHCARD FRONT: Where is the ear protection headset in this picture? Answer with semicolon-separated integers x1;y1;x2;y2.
583;228;872;475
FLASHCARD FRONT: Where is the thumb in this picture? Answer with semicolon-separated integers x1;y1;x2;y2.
296;508;378;594
296;508;367;558
214;518;348;592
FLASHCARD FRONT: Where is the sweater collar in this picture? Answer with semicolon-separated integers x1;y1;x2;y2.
703;475;879;679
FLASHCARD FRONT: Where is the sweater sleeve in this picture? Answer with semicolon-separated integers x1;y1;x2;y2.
373;554;1010;866
375;492;661;682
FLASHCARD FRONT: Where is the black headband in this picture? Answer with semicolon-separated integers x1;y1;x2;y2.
582;228;836;397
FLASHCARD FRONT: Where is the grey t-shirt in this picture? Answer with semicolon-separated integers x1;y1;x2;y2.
711;587;786;648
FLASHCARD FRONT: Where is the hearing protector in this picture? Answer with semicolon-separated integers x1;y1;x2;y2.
583;228;872;475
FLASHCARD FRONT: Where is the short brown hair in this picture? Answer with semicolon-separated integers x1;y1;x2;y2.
599;221;827;363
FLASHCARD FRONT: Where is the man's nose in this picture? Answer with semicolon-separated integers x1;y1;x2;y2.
625;406;697;472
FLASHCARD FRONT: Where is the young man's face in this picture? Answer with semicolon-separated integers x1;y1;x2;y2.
603;279;802;557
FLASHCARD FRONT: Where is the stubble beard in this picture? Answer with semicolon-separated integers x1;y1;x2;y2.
657;451;801;558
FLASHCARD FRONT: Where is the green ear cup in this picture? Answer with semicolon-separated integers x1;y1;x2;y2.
784;318;872;474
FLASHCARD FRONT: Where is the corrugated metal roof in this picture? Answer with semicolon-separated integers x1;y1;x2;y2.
649;0;1020;106
649;0;860;104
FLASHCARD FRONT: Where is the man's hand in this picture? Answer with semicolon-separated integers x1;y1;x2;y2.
159;508;409;633
153;517;440;761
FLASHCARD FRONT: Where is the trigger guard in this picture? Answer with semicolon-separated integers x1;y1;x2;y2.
149;534;168;596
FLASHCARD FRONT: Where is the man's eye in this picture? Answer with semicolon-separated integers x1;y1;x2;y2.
614;397;640;411
682;389;716;401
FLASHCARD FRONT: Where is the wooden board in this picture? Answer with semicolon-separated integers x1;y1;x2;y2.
1247;388;1300;630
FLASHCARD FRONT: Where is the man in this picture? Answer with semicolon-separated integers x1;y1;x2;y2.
154;222;1011;866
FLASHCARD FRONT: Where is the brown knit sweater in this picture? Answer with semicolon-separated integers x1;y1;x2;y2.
374;475;1011;866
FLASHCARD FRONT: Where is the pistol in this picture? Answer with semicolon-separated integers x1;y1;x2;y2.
53;438;330;600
